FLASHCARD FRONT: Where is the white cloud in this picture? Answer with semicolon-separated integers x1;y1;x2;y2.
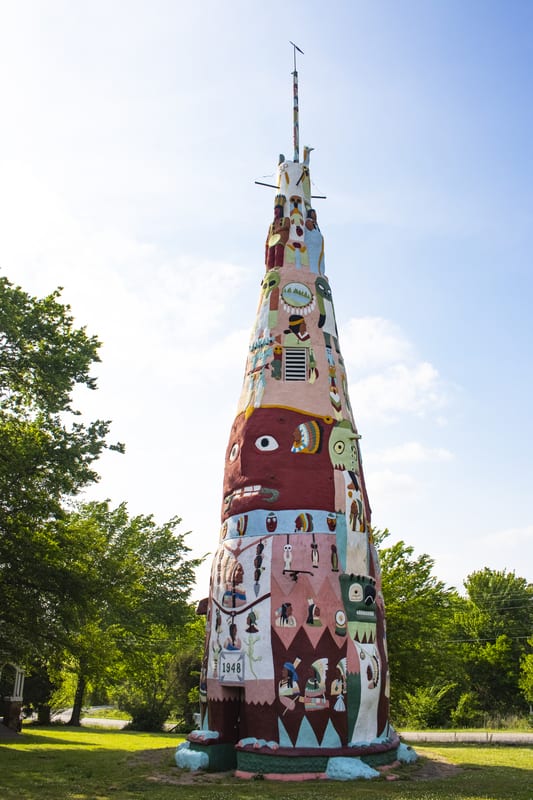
342;316;413;371
341;316;449;423
365;468;419;499
351;361;445;422
369;441;454;465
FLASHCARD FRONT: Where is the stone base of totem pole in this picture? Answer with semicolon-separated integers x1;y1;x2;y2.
188;734;401;779
188;740;238;771
234;736;401;780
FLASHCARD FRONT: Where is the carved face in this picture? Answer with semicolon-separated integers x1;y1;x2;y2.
261;270;280;298
315;276;332;301
222;408;335;519
339;573;377;641
328;421;360;472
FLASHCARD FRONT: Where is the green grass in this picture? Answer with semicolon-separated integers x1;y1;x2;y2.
0;726;531;800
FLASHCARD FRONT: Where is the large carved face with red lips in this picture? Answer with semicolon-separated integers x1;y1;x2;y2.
222;408;335;519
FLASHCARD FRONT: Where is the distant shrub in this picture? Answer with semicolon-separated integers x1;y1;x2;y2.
450;692;484;727
399;683;456;729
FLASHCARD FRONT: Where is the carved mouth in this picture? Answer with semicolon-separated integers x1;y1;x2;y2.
224;486;279;511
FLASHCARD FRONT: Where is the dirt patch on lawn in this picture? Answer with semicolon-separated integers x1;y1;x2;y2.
130;747;462;784
410;750;463;780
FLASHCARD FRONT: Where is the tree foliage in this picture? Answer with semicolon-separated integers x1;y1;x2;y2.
375;531;460;724
48;501;202;726
455;568;533;715
518;637;533;707
0;277;123;664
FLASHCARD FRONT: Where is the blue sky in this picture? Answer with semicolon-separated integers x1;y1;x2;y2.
1;0;531;595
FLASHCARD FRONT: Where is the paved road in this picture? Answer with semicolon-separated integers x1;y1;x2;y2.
401;730;533;745
74;716;128;729
51;709;128;729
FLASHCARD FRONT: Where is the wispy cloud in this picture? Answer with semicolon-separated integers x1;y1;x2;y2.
342;316;414;371
368;441;454;466
366;469;419;499
351;361;446;422
342;316;449;423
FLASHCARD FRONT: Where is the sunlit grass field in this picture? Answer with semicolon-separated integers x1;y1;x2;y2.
0;726;531;800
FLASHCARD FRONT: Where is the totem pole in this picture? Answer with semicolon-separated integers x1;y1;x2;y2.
178;49;413;780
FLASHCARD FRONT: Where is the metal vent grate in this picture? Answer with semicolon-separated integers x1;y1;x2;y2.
284;348;307;381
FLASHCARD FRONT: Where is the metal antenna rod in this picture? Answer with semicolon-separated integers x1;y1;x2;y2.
289;41;304;163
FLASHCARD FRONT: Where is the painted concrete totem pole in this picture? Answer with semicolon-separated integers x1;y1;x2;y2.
179;50;410;781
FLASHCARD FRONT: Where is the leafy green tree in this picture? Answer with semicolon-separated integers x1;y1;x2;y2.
48;501;202;727
455;568;533;717
113;614;205;732
518;637;533;710
375;530;461;725
113;624;186;731
450;691;485;728
0;277;123;664
400;683;456;729
168;615;206;730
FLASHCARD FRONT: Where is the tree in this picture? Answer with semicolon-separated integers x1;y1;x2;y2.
48;501;202;727
167;615;206;729
518;637;533;711
455;568;533;717
375;530;461;725
113;614;205;732
0;277;123;665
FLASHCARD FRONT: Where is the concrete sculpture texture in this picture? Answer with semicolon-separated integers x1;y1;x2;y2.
178;60;411;781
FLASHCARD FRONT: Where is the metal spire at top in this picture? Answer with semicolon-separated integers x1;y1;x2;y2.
289;41;304;162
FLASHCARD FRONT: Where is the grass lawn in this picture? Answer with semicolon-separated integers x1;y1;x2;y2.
0;725;531;800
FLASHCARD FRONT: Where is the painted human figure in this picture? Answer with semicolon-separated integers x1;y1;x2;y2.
223;622;242;651
304;658;329;710
253;269;280;342
222;561;247;609
310;532;319;568
246;609;259;633
283;542;293;571
315;276;340;354
284;195;308;268
265;201;290;268
270;343;283;379
306;598;322;626
242;339;273;413
276;601;296;627
305;208;325;275
278;659;301;711
330;659;347;712
284;314;311;344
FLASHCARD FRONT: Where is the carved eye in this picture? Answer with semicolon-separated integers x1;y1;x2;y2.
335;610;346;626
348;583;363;603
334;440;346;454
229;443;239;462
255;435;279;452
